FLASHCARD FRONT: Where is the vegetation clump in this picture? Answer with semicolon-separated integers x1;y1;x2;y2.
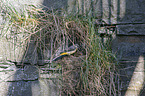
0;1;119;95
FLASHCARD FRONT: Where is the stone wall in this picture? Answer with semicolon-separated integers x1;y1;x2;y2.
1;0;145;96
0;63;60;96
111;0;145;95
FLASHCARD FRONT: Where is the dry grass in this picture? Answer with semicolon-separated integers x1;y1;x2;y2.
0;1;120;95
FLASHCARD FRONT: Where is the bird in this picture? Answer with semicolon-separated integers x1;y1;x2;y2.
7;44;79;67
51;44;79;61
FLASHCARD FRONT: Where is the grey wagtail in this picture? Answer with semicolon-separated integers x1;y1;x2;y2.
52;44;78;61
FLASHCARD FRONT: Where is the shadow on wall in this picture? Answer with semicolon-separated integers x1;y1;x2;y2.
118;55;145;96
112;0;145;95
6;37;41;96
7;65;40;96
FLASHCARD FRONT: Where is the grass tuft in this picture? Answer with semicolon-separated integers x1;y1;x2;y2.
0;1;120;95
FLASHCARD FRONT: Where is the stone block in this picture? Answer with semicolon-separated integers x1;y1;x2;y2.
0;79;60;96
112;36;145;58
0;64;60;96
0;65;39;82
116;24;145;35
